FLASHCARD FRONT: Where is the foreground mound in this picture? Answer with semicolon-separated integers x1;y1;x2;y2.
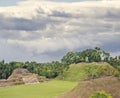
57;62;119;81
59;76;120;98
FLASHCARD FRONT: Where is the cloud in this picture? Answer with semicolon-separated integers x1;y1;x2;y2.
0;0;120;62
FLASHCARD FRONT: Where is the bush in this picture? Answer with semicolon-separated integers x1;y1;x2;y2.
89;90;112;98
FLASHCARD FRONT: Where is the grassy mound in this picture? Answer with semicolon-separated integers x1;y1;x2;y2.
59;76;120;98
57;62;119;81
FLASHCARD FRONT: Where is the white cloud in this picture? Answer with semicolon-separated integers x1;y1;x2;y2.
0;0;120;62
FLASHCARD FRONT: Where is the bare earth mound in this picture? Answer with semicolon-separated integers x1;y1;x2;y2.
8;68;39;84
59;76;120;98
0;68;40;87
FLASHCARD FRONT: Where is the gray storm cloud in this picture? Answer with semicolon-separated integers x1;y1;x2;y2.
0;0;120;62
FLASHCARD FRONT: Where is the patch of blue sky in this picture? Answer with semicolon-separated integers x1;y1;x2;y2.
0;0;24;6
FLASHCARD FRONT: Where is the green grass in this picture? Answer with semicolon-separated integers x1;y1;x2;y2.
0;80;77;98
57;62;119;81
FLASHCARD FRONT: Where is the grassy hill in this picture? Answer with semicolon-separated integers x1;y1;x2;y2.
0;80;77;98
59;76;120;98
57;62;119;81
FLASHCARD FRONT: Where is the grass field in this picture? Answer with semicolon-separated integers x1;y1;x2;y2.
0;80;77;98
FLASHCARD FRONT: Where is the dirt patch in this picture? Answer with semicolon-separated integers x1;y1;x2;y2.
22;74;39;84
0;79;24;87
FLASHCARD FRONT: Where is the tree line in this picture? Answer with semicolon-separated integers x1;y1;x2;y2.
0;61;67;79
0;47;120;79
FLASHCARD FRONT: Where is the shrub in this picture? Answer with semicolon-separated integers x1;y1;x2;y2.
89;90;112;98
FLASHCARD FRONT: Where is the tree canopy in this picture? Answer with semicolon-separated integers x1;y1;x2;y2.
0;47;120;79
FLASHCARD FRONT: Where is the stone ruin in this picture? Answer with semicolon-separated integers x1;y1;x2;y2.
0;68;49;87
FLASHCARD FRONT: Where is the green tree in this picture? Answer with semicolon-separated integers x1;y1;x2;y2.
79;48;102;62
61;52;80;65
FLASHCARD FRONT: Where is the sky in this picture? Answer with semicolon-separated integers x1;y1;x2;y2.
0;0;86;6
0;0;24;6
0;0;120;62
0;0;113;6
